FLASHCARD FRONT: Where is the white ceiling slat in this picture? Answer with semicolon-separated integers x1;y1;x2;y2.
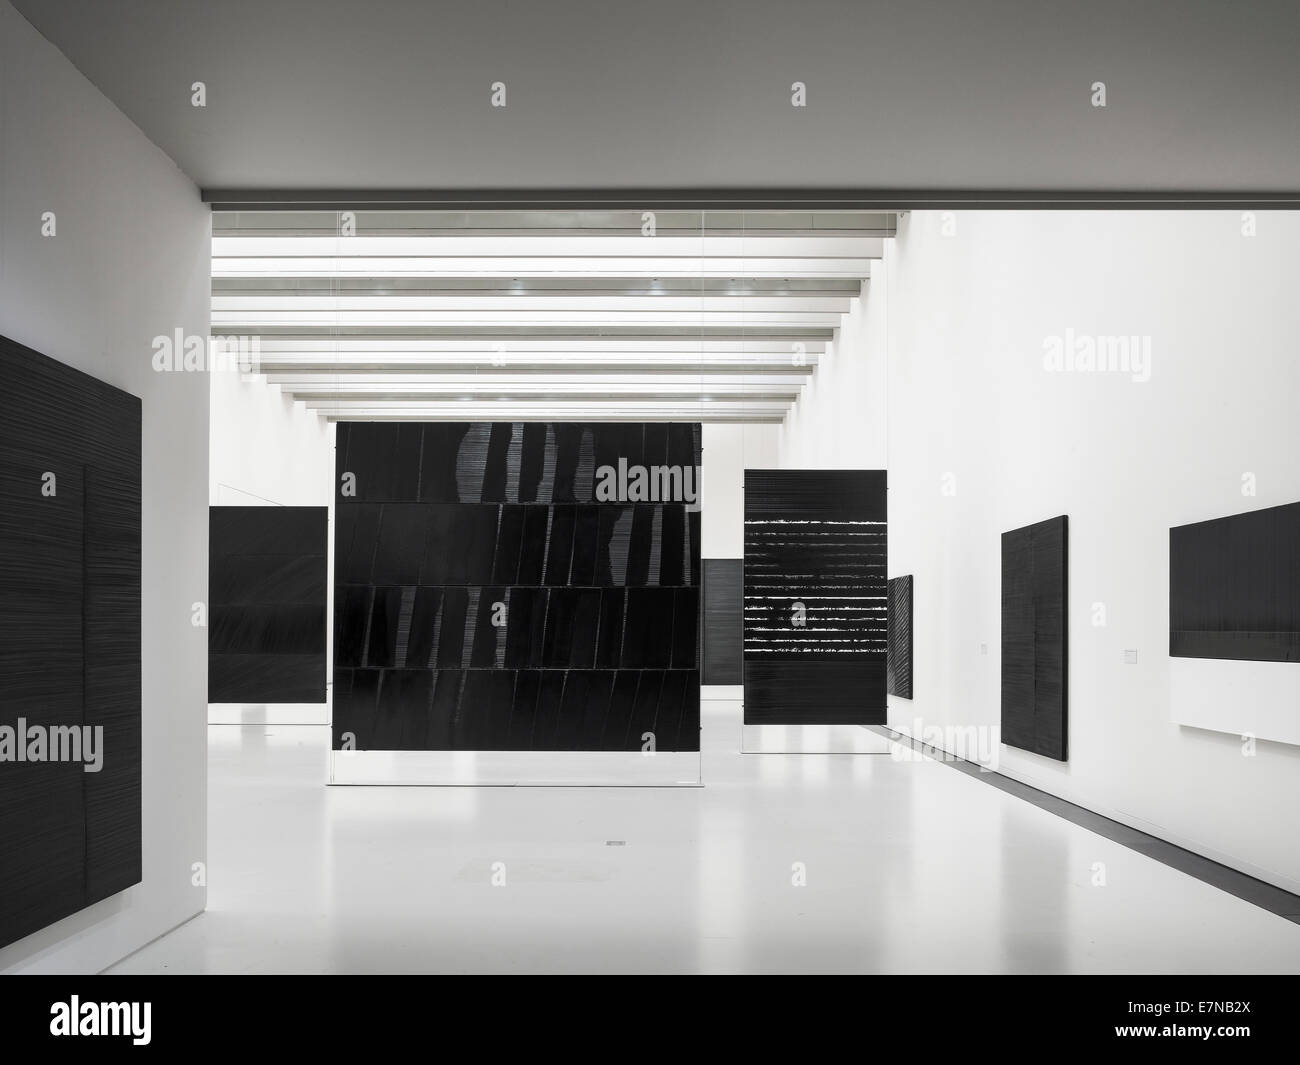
214;209;886;424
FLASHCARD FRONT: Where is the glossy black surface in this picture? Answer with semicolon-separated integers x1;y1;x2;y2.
208;506;328;703
333;422;702;752
702;559;743;684
0;333;141;950
742;469;887;725
1170;501;1300;662
1001;516;1068;761
887;574;914;699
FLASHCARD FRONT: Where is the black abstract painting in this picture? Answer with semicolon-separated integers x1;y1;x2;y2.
887;575;914;699
1170;501;1300;663
1001;515;1068;761
702;558;743;684
0;334;141;950
742;470;888;725
333;423;701;752
208;506;328;702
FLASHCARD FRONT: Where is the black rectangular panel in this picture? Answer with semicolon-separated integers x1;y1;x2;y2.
0;333;142;950
743;470;887;725
1001;515;1068;761
333;422;701;753
702;559;743;684
887;575;914;699
1170;501;1300;662
208;506;328;703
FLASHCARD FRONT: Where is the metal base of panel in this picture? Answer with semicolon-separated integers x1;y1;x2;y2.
740;723;891;754
328;749;702;786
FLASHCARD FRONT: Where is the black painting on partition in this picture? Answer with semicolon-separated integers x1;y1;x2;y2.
1170;501;1300;663
332;422;702;752
742;469;888;725
887;575;914;699
1001;516;1068;761
702;558;743;684
0;334;141;950
208;507;329;703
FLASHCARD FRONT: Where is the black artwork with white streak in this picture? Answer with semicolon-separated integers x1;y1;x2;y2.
333;423;701;752
742;469;888;725
0;334;141;950
1001;516;1068;761
1170;501;1300;662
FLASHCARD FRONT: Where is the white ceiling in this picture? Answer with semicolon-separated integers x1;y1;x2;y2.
215;210;893;422
11;0;1300;192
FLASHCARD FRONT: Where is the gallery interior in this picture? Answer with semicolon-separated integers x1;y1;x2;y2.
1;0;1298;979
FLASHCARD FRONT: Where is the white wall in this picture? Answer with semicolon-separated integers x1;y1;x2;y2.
884;210;1300;892
0;0;210;971
209;370;332;507
701;423;779;559
779;273;888;471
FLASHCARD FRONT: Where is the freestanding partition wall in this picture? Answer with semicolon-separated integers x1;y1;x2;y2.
331;422;702;785
742;469;888;751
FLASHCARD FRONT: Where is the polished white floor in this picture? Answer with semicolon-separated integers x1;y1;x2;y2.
109;701;1300;974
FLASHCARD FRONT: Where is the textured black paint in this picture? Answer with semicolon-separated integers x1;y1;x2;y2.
1170;501;1300;662
1001;516;1068;761
334;422;701;752
208;507;328;703
742;470;887;725
887;575;914;699
702;559;743;684
0;334;141;950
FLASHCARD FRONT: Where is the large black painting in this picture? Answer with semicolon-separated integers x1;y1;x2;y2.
0;334;141;950
333;423;701;752
742;470;888;725
702;558;743;684
887;574;914;699
1170;501;1300;663
1001;516;1068;760
209;506;328;702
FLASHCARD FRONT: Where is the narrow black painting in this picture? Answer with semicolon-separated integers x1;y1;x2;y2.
1170;501;1300;663
742;470;888;725
333;423;701;752
1001;516;1068;761
0;333;141;950
209;506;329;702
887;575;914;699
702;558;743;684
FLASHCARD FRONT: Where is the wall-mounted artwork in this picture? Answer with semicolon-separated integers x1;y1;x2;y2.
702;558;743;684
333;422;701;753
208;506;328;703
887;574;914;699
742;470;888;725
0;334;141;950
1001;515;1068;761
1170;501;1300;663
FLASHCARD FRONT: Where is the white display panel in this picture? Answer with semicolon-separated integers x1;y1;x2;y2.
1170;657;1300;748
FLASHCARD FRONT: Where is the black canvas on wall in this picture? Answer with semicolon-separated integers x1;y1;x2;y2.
742;469;888;725
1001;515;1068;761
333;422;701;752
209;506;329;702
1170;501;1300;663
887;575;914;699
702;558;743;684
0;334;141;950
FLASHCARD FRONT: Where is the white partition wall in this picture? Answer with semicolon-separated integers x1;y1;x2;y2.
0;0;210;974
